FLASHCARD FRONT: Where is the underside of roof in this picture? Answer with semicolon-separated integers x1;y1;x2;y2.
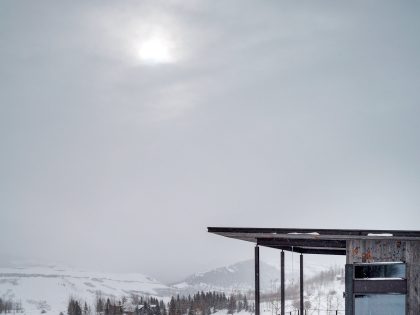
207;227;420;255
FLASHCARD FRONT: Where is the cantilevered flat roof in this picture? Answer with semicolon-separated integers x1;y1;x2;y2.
207;227;420;255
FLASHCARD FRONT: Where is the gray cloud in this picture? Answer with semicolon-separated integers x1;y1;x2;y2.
1;0;419;282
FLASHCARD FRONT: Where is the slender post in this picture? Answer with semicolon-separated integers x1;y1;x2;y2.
255;245;260;315
345;264;354;315
281;250;285;315
300;254;304;315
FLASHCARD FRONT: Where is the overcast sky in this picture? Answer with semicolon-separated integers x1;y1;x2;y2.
1;0;420;283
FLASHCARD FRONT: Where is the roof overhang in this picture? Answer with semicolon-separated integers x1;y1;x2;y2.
208;227;420;255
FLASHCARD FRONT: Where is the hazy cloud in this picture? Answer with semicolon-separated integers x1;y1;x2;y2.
1;0;419;282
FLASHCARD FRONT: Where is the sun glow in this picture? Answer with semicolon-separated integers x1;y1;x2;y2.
137;36;175;64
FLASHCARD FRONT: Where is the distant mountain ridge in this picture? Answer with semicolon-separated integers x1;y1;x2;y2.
171;260;282;294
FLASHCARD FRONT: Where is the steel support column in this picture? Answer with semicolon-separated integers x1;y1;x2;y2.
255;245;260;315
281;250;285;315
300;254;304;315
345;264;353;315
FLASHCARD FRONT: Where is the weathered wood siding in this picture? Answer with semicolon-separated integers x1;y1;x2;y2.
406;241;420;315
346;239;420;315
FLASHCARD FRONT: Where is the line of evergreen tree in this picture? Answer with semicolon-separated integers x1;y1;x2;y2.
68;298;91;315
74;291;250;315
0;298;23;313
168;292;250;315
95;298;123;315
95;294;166;315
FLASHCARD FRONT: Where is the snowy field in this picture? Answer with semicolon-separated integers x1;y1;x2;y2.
0;265;169;315
0;263;344;315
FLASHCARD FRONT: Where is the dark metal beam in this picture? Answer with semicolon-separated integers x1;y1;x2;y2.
255;245;260;315
300;254;304;315
345;264;353;315
298;248;345;255
354;279;407;294
281;250;285;315
262;244;346;256
258;238;346;249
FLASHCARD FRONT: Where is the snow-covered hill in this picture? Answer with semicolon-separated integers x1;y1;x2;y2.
0;260;345;315
171;260;288;295
171;259;334;295
0;264;169;315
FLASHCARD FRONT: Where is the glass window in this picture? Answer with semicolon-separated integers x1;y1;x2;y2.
354;263;405;279
355;294;405;315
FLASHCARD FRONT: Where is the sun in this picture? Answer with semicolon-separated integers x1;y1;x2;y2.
137;36;175;64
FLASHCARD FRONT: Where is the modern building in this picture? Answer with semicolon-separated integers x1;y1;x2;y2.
208;227;420;315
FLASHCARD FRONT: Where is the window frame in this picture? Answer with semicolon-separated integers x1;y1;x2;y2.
352;262;407;315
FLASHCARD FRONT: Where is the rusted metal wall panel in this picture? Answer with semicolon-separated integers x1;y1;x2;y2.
347;239;406;263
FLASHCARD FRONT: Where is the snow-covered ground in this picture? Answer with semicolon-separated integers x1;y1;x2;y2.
0;264;169;315
0;261;344;315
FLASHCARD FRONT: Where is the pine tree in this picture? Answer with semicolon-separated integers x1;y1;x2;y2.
168;297;176;315
68;299;74;315
227;296;236;315
243;296;248;312
160;301;166;315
